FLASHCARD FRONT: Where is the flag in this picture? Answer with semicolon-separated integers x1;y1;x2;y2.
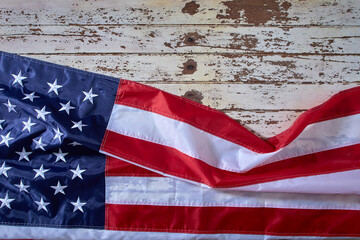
0;50;360;239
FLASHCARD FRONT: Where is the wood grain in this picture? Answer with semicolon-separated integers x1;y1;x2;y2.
147;83;356;110
1;25;359;54
226;110;302;138
0;0;359;26
25;54;360;84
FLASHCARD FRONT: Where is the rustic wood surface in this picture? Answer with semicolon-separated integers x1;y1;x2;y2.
0;0;359;138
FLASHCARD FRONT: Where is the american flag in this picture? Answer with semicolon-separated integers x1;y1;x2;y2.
1;50;360;239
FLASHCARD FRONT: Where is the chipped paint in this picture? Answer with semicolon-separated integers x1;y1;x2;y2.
181;32;207;47
181;89;204;104
181;59;198;75
229;33;259;50
182;1;200;15
216;0;296;25
0;0;358;25
1;25;358;54
24;54;360;84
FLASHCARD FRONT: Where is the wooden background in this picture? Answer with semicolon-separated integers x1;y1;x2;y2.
0;0;359;138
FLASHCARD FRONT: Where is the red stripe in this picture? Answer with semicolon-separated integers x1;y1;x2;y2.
105;204;360;236
106;155;162;177
268;86;360;148
115;79;274;153
101;130;360;188
116;79;360;153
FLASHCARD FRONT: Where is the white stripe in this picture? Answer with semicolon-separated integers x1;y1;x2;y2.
0;225;355;240
107;105;360;173
235;169;360;194
106;176;360;210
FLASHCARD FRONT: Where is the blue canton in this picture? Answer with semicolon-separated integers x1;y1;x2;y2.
0;51;119;228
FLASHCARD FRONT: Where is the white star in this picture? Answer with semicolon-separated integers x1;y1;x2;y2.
4;99;16;113
71;120;87;132
15;180;30;193
53;148;68;163
0;119;5;130
70;197;86;213
59;101;75;115
53;126;64;142
0;192;15;209
82;88;98;104
11;71;27;87
33;137;47;151
16;147;32;161
35;197;49;212
22;92;39;102
68;141;82;146
47;79;63;95
0;132;14;147
0;162;11;178
33;164;50;179
35;106;51;121
22;117;36;132
70;164;85;180
50;181;67;195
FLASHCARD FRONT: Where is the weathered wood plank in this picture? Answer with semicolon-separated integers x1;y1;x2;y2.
1;25;360;54
148;83;357;110
0;0;359;26
226;110;302;138
24;54;360;84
